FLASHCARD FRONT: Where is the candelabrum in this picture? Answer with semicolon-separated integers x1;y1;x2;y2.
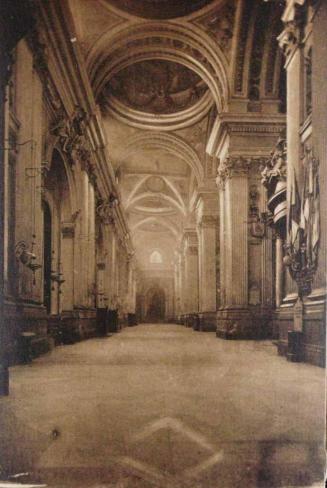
283;242;315;297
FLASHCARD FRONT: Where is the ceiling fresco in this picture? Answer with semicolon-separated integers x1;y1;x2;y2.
104;0;214;19
106;60;208;115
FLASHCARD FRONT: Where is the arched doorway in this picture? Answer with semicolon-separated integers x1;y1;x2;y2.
145;286;166;323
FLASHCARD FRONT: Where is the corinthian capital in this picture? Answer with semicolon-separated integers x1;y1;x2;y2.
216;156;251;188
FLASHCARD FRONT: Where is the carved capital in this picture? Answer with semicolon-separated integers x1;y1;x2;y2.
216;156;250;187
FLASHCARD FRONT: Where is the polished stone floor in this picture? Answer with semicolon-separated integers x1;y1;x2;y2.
0;324;325;488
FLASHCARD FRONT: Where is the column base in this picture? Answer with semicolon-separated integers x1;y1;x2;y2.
216;307;272;340
198;312;216;332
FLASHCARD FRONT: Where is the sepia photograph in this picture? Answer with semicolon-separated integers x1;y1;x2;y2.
0;0;326;487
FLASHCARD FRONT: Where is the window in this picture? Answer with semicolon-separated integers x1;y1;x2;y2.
150;250;162;264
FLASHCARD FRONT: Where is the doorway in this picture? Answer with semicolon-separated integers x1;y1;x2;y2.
145;286;166;322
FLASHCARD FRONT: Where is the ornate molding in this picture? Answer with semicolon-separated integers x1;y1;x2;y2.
261;132;287;190
96;195;119;225
89;22;229;113
261;131;287;233
216;156;249;188
50;106;87;158
216;156;265;188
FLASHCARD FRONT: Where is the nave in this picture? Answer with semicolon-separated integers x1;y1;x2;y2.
0;324;325;488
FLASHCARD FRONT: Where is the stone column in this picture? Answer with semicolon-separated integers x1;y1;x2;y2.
179;251;186;321
60;222;75;311
96;262;106;308
88;182;96;308
174;259;180;320
275;234;284;309
76;169;89;307
197;215;218;331
183;230;199;316
216;157;251;338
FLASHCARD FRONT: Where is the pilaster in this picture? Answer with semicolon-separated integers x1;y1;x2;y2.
183;230;199;315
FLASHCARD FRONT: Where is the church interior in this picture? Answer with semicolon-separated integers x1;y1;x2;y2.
0;1;326;487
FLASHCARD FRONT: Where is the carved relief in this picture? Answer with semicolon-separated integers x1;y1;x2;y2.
96;195;119;225
261;132;287;234
50;105;94;175
261;132;287;193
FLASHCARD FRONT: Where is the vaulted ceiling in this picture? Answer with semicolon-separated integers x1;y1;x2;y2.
68;0;285;272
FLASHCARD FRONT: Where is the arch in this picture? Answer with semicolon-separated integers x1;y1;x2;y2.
104;89;213;131
131;216;180;238
87;22;230;114
45;142;78;217
119;132;204;184
126;191;186;216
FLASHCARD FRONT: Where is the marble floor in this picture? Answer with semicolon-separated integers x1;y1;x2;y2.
0;324;325;488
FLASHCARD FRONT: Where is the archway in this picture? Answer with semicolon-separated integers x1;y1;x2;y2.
43;148;74;315
145;286;166;323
